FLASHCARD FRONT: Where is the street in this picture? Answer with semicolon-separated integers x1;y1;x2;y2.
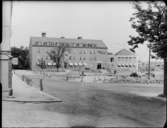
42;79;166;127
2;72;166;127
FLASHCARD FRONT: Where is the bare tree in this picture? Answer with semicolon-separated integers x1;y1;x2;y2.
47;44;70;72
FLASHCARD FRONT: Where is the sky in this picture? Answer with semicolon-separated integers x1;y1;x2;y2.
10;1;154;62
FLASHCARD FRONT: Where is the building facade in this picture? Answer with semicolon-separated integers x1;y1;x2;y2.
29;33;108;71
106;52;115;73
113;49;138;75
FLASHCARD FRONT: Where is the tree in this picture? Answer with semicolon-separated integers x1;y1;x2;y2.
128;1;167;97
47;44;69;71
11;46;30;69
37;57;46;70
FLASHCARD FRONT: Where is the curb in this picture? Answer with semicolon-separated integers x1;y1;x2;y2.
4;74;63;103
2;98;62;103
151;96;167;102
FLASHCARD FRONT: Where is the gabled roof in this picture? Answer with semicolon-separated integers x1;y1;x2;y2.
115;49;135;56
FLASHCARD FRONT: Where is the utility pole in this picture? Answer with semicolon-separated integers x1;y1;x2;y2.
148;43;151;80
0;1;13;97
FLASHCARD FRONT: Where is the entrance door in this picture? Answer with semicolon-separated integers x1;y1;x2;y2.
97;63;101;69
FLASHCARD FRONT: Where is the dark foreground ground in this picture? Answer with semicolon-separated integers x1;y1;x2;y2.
3;70;166;127
41;79;166;127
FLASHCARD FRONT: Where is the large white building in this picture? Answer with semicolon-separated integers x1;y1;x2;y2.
29;33;138;75
29;33;109;71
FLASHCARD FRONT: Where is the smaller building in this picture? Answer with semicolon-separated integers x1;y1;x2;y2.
114;49;138;75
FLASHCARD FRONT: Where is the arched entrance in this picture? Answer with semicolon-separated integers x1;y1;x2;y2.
97;63;102;69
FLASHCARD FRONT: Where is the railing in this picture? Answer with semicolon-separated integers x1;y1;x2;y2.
15;71;163;91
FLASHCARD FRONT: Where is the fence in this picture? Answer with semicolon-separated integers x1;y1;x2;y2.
15;72;163;91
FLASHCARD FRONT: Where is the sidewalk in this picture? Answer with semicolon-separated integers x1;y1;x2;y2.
2;74;62;103
2;74;70;127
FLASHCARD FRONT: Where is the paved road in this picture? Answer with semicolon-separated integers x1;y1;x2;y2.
6;70;165;127
42;79;166;127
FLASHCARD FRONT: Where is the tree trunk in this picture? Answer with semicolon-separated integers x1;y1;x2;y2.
163;58;167;97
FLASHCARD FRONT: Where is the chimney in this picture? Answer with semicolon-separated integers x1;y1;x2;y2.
41;32;46;37
77;36;82;39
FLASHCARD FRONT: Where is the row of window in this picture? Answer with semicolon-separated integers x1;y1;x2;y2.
34;41;97;48
117;57;136;59
79;50;96;54
68;56;97;61
117;65;136;67
37;49;97;55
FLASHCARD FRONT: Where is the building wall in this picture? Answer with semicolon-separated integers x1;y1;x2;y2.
106;53;115;73
29;36;108;71
114;54;138;75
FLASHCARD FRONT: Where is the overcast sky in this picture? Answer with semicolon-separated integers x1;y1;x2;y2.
11;1;153;62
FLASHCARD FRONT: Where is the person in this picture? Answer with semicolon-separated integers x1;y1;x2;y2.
80;71;85;82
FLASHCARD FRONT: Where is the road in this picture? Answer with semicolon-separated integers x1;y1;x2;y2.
11;70;166;127
40;79;166;127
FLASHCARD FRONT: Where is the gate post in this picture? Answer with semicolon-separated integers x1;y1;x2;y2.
39;79;43;91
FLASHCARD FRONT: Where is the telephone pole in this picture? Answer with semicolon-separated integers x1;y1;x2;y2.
148;43;151;80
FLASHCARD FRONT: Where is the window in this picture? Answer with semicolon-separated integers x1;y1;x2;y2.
69;56;72;60
110;57;114;62
80;57;82;60
73;43;76;47
76;43;79;47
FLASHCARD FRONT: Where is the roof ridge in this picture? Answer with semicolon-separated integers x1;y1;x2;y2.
30;36;102;41
115;49;135;55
